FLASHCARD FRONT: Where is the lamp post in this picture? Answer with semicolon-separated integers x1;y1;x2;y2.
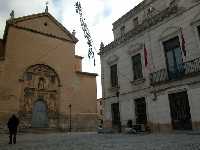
68;104;72;132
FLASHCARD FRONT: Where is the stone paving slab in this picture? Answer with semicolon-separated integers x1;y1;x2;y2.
0;132;200;150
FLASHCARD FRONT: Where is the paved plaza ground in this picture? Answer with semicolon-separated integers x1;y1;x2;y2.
0;132;200;150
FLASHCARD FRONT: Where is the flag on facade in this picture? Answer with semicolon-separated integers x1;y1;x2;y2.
144;44;148;67
181;30;186;56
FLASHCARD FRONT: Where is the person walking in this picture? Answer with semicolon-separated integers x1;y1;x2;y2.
7;114;19;144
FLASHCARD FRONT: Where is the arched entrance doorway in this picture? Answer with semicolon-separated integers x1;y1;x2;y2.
20;64;61;128
32;99;48;128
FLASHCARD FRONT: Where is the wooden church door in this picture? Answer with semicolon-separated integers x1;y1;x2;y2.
32;100;48;128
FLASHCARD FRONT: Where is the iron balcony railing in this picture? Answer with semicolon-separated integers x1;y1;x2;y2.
150;57;200;85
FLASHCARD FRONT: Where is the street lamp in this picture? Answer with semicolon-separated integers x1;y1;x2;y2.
68;104;72;132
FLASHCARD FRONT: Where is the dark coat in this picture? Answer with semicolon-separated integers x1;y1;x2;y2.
7;115;19;133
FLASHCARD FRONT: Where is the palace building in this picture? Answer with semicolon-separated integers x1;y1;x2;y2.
99;0;200;132
0;10;97;131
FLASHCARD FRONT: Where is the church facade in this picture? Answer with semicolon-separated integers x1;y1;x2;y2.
0;11;97;131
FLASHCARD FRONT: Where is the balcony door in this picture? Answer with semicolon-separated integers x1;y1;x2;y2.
163;36;184;79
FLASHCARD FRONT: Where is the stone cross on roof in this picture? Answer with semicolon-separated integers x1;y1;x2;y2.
45;1;49;13
10;10;15;20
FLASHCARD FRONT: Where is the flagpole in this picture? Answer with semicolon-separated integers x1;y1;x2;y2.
142;4;158;102
142;5;155;75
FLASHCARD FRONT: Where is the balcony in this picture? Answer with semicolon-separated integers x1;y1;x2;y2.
150;57;200;85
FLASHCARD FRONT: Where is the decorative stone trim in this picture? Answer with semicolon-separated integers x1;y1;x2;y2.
127;43;143;55
193;0;200;3
106;55;119;65
76;71;98;76
11;24;74;43
158;26;181;42
75;55;84;59
113;0;158;29
99;5;179;55
130;78;146;85
6;12;78;43
108;86;120;92
18;78;24;82
190;9;200;25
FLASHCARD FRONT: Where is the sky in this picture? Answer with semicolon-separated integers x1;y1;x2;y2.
0;0;143;98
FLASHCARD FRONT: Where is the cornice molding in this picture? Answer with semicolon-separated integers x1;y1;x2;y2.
113;0;158;30
7;12;78;43
127;43;143;55
158;26;181;42
11;24;75;43
76;71;98;77
99;5;180;56
106;55;119;65
190;9;200;25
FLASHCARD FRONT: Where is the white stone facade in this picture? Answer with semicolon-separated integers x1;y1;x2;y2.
100;0;200;132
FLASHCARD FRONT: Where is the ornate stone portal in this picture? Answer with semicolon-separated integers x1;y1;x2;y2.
0;11;98;132
19;64;60;128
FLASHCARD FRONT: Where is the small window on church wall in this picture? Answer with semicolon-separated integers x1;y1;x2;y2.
26;72;32;81
44;22;48;26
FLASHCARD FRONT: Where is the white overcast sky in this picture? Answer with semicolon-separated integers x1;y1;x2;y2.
0;0;143;98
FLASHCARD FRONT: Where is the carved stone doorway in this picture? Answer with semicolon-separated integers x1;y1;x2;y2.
32;99;48;128
20;64;60;128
